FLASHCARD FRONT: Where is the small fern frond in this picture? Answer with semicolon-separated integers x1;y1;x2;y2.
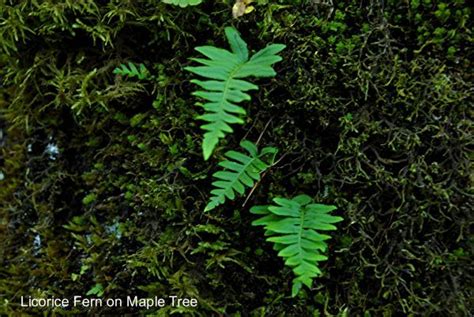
162;0;203;7
186;27;285;160
250;195;343;297
205;140;278;212
113;62;150;80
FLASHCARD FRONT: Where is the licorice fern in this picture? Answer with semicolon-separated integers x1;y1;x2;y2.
205;140;277;212
162;0;202;7
251;195;343;297
113;62;150;80
186;27;285;160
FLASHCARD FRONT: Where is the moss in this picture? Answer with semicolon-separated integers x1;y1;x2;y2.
0;0;472;315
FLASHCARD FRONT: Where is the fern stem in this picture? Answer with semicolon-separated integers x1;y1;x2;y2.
255;118;273;146
241;170;268;208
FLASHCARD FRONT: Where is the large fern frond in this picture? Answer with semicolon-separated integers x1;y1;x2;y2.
250;195;343;297
205;140;278;212
162;0;203;7
186;27;285;160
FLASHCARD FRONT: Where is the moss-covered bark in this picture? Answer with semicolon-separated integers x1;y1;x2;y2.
1;0;472;315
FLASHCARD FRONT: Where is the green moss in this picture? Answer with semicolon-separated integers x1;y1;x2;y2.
0;0;472;315
82;193;98;206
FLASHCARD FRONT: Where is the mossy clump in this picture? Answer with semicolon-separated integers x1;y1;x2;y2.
0;1;472;315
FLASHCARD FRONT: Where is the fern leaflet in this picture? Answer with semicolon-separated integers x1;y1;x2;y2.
113;62;150;80
250;195;343;296
162;0;202;7
186;27;285;160
205;140;277;212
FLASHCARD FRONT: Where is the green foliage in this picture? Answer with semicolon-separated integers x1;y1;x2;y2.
205;140;277;211
86;283;104;296
0;0;472;316
162;0;203;7
82;193;97;205
113;62;151;80
251;195;343;297
186;27;285;160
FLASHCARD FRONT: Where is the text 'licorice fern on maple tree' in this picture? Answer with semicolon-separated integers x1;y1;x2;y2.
205;140;277;212
250;195;343;297
185;27;285;160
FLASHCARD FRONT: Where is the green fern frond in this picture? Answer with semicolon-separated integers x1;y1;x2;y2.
186;27;285;160
113;62;150;80
250;195;343;297
205;140;278;212
162;0;203;7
